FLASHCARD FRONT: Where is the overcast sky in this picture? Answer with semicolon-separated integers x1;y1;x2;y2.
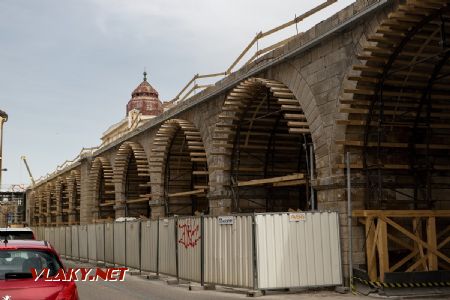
0;0;355;189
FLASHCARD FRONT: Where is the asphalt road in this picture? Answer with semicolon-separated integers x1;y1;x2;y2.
62;260;361;300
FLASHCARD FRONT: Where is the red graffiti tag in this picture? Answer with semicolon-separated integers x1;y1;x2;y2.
178;223;201;249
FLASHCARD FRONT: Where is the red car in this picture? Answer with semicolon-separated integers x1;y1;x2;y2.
0;240;78;300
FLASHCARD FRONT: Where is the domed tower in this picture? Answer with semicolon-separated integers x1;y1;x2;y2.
126;71;163;116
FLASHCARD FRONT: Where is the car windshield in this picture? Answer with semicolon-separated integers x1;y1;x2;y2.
0;231;34;240
0;249;62;280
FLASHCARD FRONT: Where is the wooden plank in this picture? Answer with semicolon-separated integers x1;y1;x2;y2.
353;210;450;218
289;128;310;134
126;198;150;204
427;217;438;271
238;173;304;187
336;119;450;129
377;219;389;282
287;121;309;127
337;140;450;150
391;249;419;272
284;113;306;120
168;189;205;198
337;163;450;170
272;179;306;187
366;217;377;281
381;216;450;264
412;218;427;271
192;171;209;175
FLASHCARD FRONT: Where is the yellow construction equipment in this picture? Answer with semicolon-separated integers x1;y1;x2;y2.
20;156;35;186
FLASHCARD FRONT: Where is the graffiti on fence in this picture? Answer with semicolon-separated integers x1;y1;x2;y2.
178;223;200;249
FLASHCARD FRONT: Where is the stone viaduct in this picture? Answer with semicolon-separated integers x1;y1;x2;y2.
26;0;450;277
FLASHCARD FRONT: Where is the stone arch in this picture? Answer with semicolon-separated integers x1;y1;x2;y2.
339;0;450;210
151;119;209;216
67;169;81;224
89;157;114;221
114;141;151;218
55;176;69;225
212;77;314;213
267;63;329;176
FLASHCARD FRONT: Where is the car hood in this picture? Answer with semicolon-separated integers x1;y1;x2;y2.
0;279;68;300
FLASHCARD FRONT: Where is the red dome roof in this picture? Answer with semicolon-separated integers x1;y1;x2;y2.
127;72;163;116
132;80;158;98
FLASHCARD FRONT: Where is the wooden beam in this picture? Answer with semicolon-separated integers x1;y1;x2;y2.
272;179;306;187
126;198;150;204
168;189;205;198
381;216;450;265
377;219;389;282
427;217;438;271
353;210;450;218
238;173;304;187
366;217;377;281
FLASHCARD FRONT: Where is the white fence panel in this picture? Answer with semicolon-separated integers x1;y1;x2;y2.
141;220;157;273
49;227;56;247
95;224;105;263
65;226;72;257
54;228;61;254
204;215;254;288
40;227;45;240
71;226;79;258
79;225;88;260
256;212;342;289
104;223;114;264
88;224;97;262
114;222;126;266
158;218;176;276
126;221;140;269
44;227;50;242
32;227;42;240
177;217;201;282
56;227;64;255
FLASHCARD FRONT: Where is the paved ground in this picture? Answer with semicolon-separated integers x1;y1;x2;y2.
62;259;362;300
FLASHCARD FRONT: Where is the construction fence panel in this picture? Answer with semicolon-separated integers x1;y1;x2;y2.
87;224;97;262
204;215;254;289
57;227;65;256
255;212;342;289
32;227;41;240
78;225;88;260
104;222;114;264
95;223;105;263
49;227;56;247
71;226;79;258
54;227;61;254
40;227;46;241
158;218;176;276
44;227;50;242
125;221;140;269
177;217;201;282
140;220;158;273
65;226;72;258
114;222;126;266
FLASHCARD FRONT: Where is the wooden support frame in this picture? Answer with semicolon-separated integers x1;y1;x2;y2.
237;173;304;187
354;210;450;282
